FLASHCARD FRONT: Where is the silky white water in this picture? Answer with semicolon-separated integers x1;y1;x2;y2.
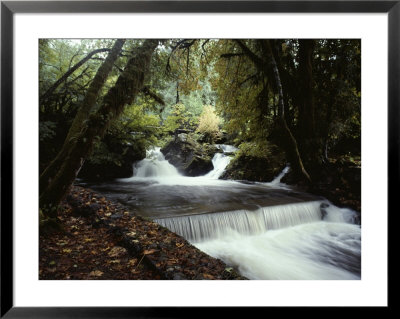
154;201;323;242
194;220;360;280
205;152;233;179
122;146;238;186
269;165;290;185
156;200;361;280
85;146;361;280
132;147;180;178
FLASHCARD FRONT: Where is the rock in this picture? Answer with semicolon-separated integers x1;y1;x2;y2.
221;153;285;182
184;155;213;176
214;131;228;144
161;133;218;176
161;133;195;172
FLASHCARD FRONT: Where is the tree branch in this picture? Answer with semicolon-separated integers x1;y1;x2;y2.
141;86;165;106
234;40;264;69
40;48;111;102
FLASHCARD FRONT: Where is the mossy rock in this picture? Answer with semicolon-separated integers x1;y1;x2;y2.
184;155;213;176
221;152;286;182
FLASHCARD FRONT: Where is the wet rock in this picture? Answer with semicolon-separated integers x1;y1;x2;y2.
184;155;213;176
221;153;285;182
161;133;218;176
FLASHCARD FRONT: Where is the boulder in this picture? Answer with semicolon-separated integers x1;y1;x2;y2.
184;155;214;176
161;133;195;172
161;133;219;176
220;144;286;183
220;155;285;182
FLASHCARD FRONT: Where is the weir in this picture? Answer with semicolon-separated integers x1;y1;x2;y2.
154;200;324;242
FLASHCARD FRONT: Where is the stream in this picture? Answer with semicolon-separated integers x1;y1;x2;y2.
77;145;361;280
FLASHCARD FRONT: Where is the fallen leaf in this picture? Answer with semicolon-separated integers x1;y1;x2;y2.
128;258;137;266
126;232;136;237
108;246;127;258
143;249;157;255
62;249;72;254
89;270;103;277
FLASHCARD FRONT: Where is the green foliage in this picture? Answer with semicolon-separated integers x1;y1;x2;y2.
209;39;361;161
88;102;161;166
235;141;274;159
39;121;57;142
163;103;197;133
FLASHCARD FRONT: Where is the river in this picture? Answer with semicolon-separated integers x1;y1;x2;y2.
77;145;361;280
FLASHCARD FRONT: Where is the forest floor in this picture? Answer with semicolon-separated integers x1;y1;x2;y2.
39;186;246;280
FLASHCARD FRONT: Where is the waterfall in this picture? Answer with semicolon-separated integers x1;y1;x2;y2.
205;144;238;179
154;200;361;280
155;200;324;242
127;145;236;183
132;147;181;178
99;144;360;280
270;165;290;185
205;153;232;179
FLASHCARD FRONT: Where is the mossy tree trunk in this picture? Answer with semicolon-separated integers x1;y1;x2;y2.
39;39;125;201
39;39;159;216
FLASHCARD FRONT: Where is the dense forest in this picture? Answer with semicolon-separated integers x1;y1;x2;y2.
39;39;361;280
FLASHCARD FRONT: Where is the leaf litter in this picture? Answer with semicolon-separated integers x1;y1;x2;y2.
39;186;246;280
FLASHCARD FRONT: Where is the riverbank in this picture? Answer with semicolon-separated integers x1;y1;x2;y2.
39;186;246;280
287;156;361;215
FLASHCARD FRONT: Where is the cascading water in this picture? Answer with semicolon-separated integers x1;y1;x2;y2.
205;145;237;179
155;199;361;280
133;147;180;178
216;144;238;153
124;146;236;185
205;152;231;179
154;201;324;242
194;218;361;280
269;165;290;185
81;145;361;280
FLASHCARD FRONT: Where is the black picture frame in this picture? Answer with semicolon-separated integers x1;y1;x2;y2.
1;0;395;317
